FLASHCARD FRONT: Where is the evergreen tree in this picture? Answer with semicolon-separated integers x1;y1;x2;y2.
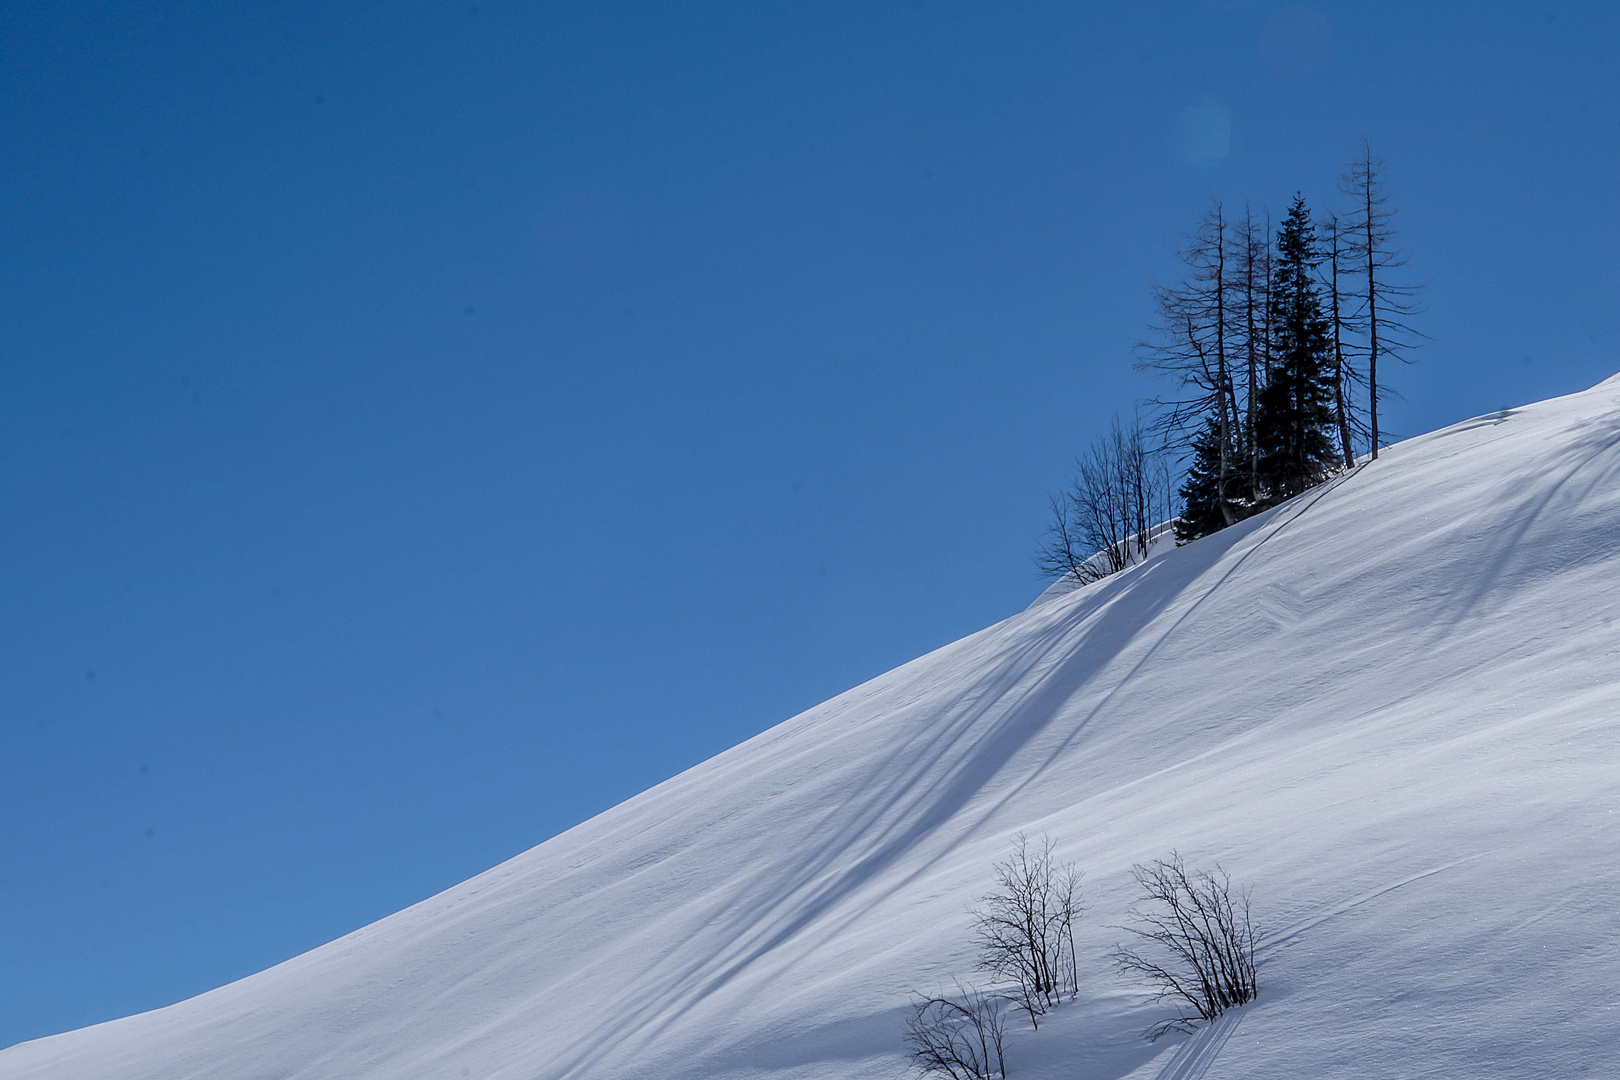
1175;417;1246;544
1254;195;1339;502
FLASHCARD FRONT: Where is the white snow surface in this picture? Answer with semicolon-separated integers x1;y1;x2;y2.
9;378;1620;1079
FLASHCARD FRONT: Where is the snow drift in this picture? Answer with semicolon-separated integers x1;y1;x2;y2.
8;376;1620;1080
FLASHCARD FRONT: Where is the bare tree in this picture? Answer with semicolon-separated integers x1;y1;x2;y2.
972;833;1083;1028
1034;489;1090;582
1233;205;1268;499
1137;201;1240;521
1111;854;1258;1041
903;982;1008;1080
1320;210;1359;469
1260;207;1275;386
1035;416;1168;584
1341;138;1422;460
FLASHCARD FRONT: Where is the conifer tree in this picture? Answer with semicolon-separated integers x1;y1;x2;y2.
1254;195;1339;502
1175;417;1246;545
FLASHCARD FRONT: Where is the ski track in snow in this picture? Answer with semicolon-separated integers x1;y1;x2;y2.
1151;1010;1244;1080
1259;850;1495;955
9;376;1620;1079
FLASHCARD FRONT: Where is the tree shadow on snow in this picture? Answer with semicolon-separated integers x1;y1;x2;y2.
1412;403;1620;644
548;504;1328;1078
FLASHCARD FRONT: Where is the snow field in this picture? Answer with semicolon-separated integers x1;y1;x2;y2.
6;376;1620;1079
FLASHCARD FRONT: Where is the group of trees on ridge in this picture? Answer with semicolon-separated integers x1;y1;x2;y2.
1040;140;1419;581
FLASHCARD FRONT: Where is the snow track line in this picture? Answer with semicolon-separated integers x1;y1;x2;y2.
1143;854;1492;1080
1261;851;1494;956
1150;1009;1244;1080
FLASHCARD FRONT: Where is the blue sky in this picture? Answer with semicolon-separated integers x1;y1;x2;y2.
2;0;1616;1047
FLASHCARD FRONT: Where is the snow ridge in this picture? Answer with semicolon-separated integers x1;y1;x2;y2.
7;375;1620;1079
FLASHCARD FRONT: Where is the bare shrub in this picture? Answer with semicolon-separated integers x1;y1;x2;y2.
971;833;1082;1028
903;982;1008;1080
1111;853;1258;1040
1036;415;1171;584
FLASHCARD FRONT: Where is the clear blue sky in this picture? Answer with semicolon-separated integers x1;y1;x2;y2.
2;0;1615;1048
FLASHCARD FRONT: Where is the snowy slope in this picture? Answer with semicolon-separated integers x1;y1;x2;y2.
8;376;1620;1080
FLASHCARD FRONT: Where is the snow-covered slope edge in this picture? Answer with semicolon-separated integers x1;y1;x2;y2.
8;377;1620;1080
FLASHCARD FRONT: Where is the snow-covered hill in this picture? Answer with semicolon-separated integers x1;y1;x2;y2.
9;376;1620;1080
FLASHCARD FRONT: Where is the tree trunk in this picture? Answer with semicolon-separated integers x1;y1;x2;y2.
1329;218;1354;468
1365;174;1380;461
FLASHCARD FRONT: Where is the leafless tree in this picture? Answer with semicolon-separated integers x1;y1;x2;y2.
1319;210;1360;468
1137;201;1241;520
1341;138;1423;460
903;982;1008;1080
1112;853;1258;1041
972;833;1083;1028
1232;205;1269;499
1035;416;1168;584
1257;207;1275;389
1034;489;1089;583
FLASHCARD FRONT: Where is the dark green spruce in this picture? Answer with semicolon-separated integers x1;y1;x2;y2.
1253;195;1340;504
1176;417;1248;544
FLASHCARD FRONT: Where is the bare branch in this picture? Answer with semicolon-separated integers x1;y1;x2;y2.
971;833;1084;1028
1035;416;1170;585
904;981;1008;1080
1111;853;1259;1041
